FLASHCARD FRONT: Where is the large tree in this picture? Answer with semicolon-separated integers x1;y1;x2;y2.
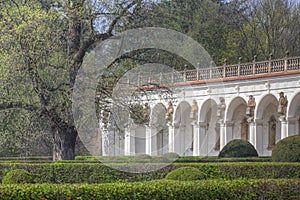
0;0;142;160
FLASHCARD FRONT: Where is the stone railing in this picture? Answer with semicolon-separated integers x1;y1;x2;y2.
129;56;300;87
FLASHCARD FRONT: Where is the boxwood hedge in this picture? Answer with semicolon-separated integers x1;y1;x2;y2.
0;162;299;184
0;179;299;200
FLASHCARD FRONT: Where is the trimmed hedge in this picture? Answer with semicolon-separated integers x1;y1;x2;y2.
73;155;271;163
2;169;33;184
0;162;299;184
272;135;300;162
219;139;258;158
165;167;206;181
0;179;299;199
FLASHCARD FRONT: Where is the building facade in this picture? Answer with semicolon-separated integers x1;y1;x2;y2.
97;56;300;156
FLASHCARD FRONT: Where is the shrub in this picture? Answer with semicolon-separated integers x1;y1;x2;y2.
165;167;206;181
272;135;300;162
2;169;33;184
0;162;299;184
0;179;299;199
219;139;258;158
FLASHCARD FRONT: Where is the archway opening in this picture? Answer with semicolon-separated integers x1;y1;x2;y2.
151;103;168;155
174;101;192;155
199;99;218;155
256;94;280;155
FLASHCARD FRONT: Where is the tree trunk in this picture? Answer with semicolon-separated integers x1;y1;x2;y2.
52;125;78;160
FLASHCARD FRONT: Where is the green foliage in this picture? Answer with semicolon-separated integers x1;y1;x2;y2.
219;139;258;158
165;167;206;181
2;169;33;184
0;179;299;199
0;162;299;184
272;135;300;162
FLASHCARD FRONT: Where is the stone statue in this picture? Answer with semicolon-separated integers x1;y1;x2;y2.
246;95;256;122
144;103;151;124
190;100;198;125
278;92;288;117
166;101;174;125
217;97;226;122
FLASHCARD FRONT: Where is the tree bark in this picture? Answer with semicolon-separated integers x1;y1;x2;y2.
52;124;78;160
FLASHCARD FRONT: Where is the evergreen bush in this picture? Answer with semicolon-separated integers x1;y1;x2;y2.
219;139;258;158
165;167;206;181
272;135;300;162
2;169;33;184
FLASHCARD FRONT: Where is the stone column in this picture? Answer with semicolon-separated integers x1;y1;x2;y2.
248;122;256;147
145;126;157;155
219;122;226;150
192;124;200;156
168;125;175;152
279;116;288;139
124;125;136;155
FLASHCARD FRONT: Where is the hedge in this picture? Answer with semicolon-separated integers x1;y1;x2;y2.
0;156;273;164
0;179;299;200
1;162;300;184
219;139;258;158
165;167;206;181
272;135;300;162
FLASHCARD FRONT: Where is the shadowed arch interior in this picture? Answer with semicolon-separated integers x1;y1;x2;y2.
174;101;192;155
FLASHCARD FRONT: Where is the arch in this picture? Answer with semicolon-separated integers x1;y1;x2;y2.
174;101;191;125
199;99;218;123
225;96;248;141
150;103;168;155
287;92;300;136
288;92;300;118
173;101;193;155
151;103;167;127
255;94;280;155
225;96;247;121
199;99;219;155
255;94;278;120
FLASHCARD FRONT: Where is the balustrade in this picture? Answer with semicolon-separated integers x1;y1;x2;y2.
128;56;300;86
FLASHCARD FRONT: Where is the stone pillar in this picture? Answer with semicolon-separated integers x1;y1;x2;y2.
168;125;175;152
192;124;200;156
145;126;152;155
219;122;226;150
279;116;288;139
248;122;256;147
124;125;136;155
145;126;157;155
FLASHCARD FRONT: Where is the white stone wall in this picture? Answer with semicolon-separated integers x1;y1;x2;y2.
100;73;300;156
